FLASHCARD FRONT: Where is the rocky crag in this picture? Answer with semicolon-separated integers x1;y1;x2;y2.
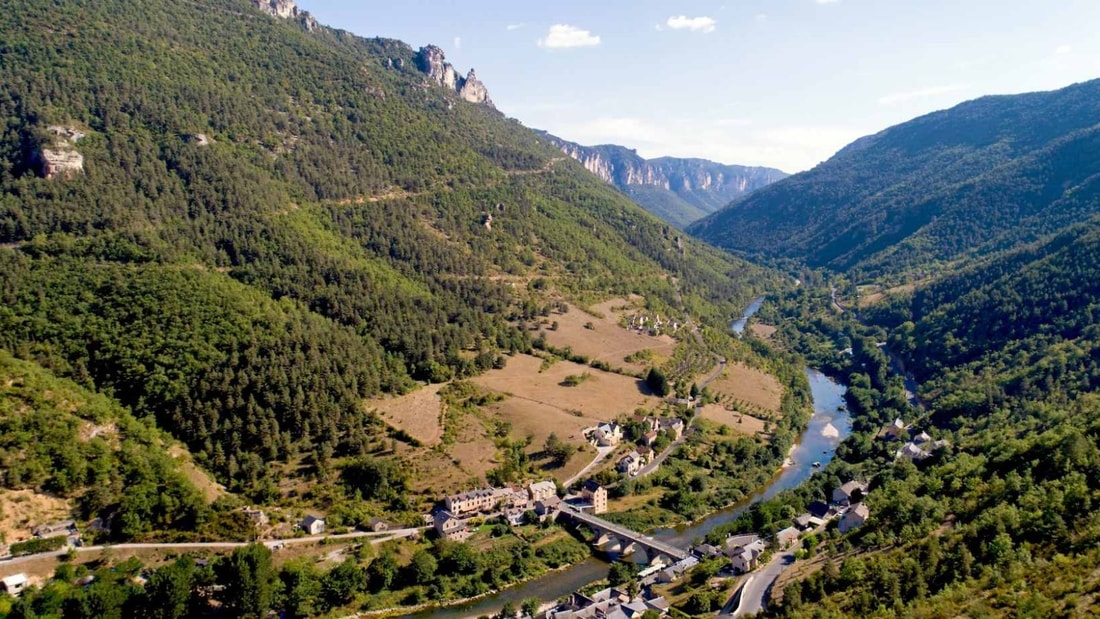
543;133;786;227
415;45;494;108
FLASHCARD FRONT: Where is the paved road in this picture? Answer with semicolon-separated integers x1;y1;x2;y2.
565;445;616;487
731;548;798;617
0;527;425;570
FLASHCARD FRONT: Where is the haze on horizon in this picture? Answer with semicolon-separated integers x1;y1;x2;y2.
304;0;1099;172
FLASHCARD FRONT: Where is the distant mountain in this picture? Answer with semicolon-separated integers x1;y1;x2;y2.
541;133;787;228
689;79;1100;279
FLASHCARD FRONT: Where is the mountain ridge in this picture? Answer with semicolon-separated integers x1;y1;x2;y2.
541;132;787;228
688;78;1100;279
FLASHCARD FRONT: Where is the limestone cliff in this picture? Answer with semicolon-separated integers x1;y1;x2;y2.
415;46;495;109
251;0;317;31
36;125;85;180
543;133;787;228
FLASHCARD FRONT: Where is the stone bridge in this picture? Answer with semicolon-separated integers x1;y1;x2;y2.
559;505;689;564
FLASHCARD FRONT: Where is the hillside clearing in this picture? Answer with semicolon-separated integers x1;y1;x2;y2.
702;363;783;413
536;298;678;373
366;383;446;446
0;489;72;545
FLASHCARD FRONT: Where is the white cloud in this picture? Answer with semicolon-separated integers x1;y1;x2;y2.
666;15;717;33
1055;44;1072;55
755;13;769;21
538;24;601;49
506;23;525;31
816;0;840;4
878;84;969;105
453;36;461;50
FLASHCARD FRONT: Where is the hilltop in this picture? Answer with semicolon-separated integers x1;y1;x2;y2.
688;79;1100;281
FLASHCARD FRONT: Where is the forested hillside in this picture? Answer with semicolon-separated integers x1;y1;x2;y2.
689;79;1100;281
0;351;210;541
0;0;781;494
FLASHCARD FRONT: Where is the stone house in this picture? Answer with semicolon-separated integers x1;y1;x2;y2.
300;515;325;535
839;503;870;533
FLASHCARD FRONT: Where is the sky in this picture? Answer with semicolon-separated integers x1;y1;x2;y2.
301;1;1100;172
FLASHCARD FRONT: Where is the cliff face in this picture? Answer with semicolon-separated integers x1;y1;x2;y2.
546;134;787;227
37;125;85;180
251;0;317;30
415;46;494;108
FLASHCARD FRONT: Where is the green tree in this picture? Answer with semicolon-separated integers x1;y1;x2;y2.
608;561;635;587
320;558;364;609
645;367;671;397
219;543;276;619
408;550;438;586
279;561;320;619
143;556;195;619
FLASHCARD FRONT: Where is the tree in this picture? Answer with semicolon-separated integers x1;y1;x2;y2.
544;433;577;467
608;561;635;587
143;556;195;619
367;554;399;593
521;597;540;617
279;561;320;619
219;543;276;619
321;558;364;609
646;367;670;397
408;550;438;586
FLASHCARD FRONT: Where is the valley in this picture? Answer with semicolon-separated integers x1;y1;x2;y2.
0;0;1099;618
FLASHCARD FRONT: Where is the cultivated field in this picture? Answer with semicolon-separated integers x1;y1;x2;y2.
536;298;678;373
473;353;661;421
697;404;770;436
366;383;445;446
702;363;783;413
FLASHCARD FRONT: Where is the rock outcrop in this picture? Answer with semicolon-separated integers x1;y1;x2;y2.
542;133;787;227
415;46;495;109
252;0;317;31
37;125;86;180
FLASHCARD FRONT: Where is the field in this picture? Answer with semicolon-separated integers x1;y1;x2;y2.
366;383;445;446
395;353;665;494
702;363;783;413
473;353;661;423
697;404;769;436
0;489;71;545
536;297;678;373
749;323;778;339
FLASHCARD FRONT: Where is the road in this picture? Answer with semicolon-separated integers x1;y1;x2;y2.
564;445;616;487
729;548;797;617
0;527;425;570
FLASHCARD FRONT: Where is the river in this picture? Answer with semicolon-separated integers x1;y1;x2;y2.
730;296;765;335
408;370;850;618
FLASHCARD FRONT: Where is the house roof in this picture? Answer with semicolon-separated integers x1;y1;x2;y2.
807;500;830;518
777;526;801;539
301;515;324;526
582;480;604;493
2;574;27;588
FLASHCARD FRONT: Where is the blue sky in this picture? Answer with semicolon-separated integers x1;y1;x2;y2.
302;1;1100;172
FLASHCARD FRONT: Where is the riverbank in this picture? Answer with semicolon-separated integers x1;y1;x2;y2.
402;370;850;618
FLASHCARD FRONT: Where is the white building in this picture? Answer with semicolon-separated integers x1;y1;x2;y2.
300;515;325;535
1;574;28;596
